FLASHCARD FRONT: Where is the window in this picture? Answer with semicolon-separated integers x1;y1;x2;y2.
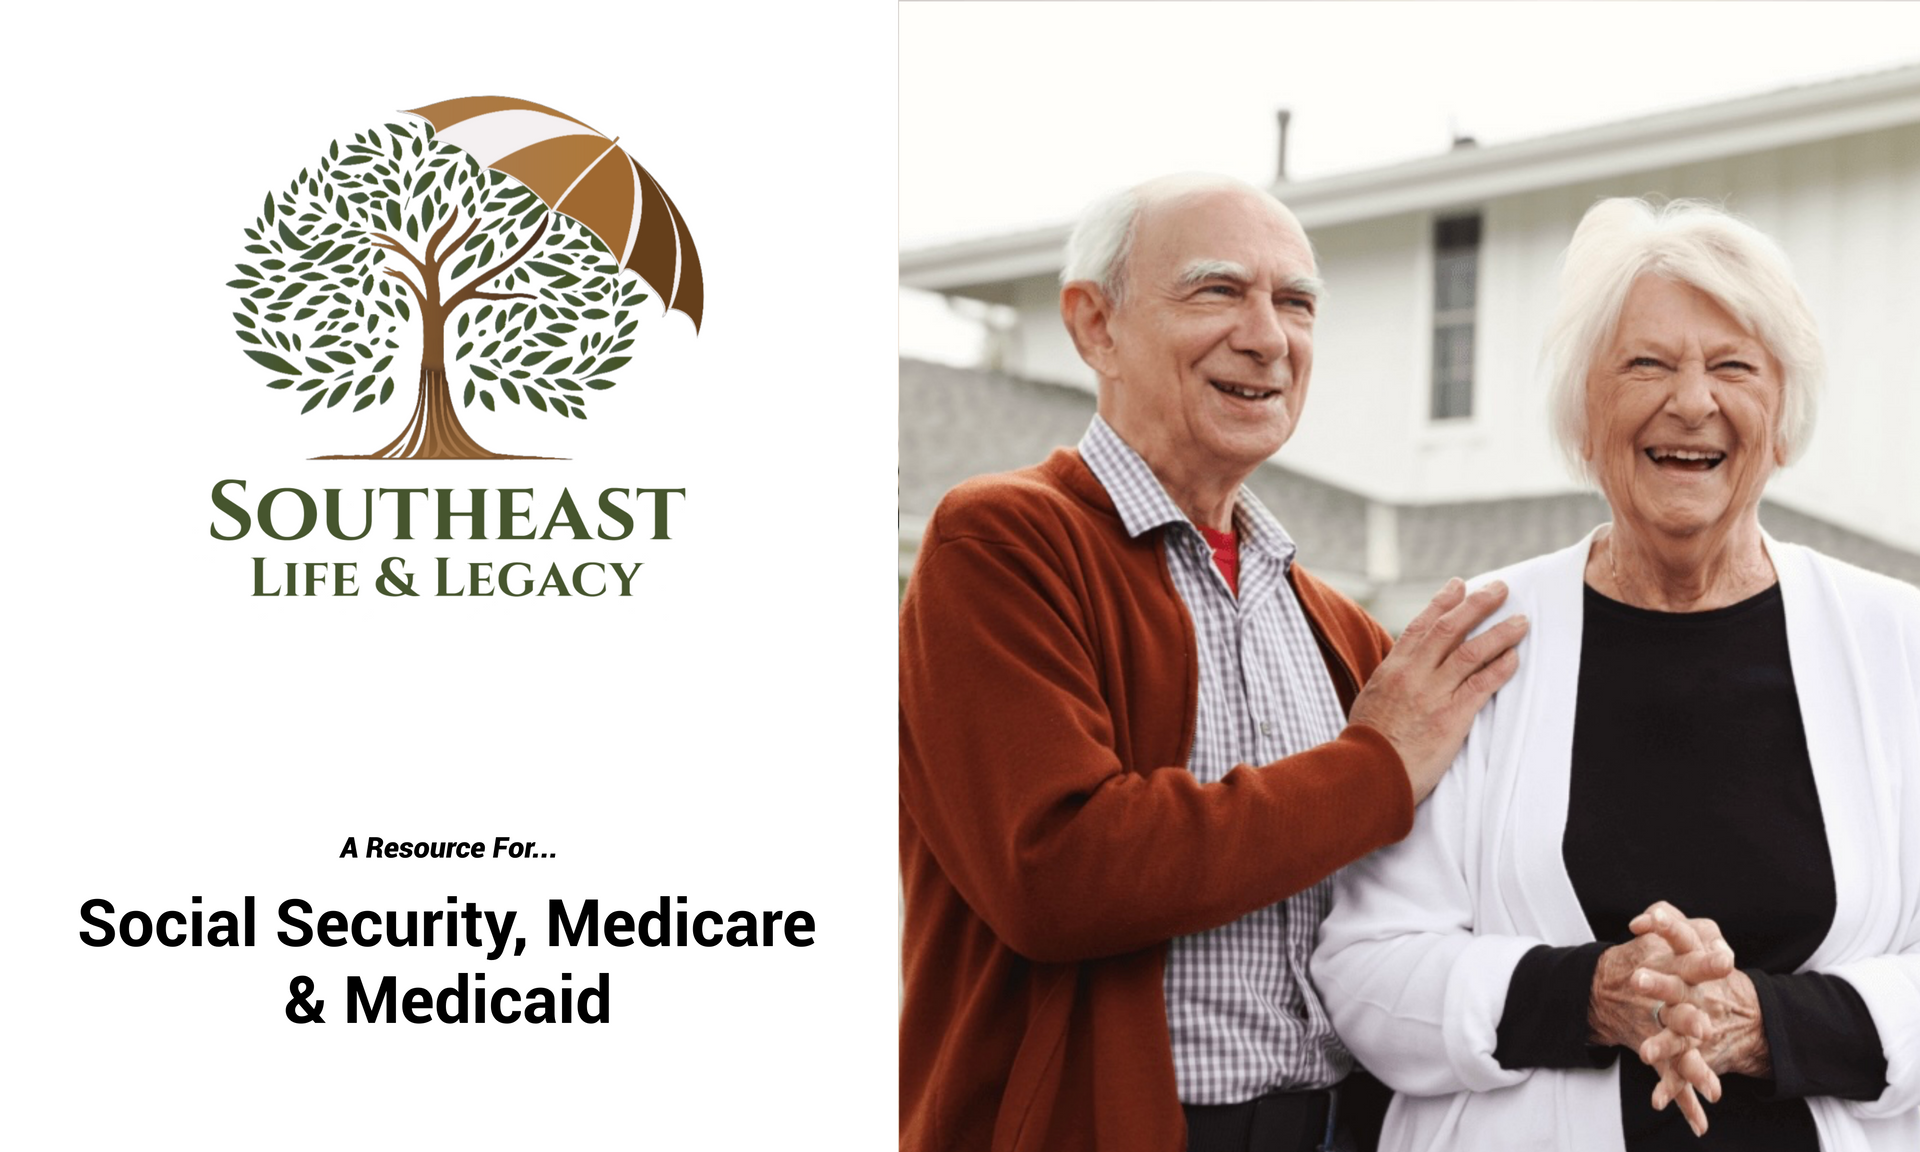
1430;214;1481;420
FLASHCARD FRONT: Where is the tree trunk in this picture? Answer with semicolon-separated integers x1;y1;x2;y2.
315;251;546;460
346;362;520;459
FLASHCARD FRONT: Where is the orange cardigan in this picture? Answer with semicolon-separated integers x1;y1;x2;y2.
900;449;1415;1152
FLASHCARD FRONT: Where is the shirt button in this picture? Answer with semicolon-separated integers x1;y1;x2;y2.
1260;722;1273;736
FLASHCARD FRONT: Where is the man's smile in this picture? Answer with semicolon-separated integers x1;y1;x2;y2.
1209;379;1283;402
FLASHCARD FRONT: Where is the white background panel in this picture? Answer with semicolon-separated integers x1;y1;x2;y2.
3;2;898;1147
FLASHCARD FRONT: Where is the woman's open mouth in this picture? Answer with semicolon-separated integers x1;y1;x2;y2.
1645;447;1726;471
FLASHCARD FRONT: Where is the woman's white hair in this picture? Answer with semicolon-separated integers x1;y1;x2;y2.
1060;173;1299;302
1545;197;1824;483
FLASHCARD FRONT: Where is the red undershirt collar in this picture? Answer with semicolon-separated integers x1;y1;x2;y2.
1199;526;1239;596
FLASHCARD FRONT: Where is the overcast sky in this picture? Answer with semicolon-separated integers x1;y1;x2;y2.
900;3;1920;360
902;2;1920;247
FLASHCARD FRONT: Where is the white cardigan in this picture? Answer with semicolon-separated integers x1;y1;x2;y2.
1313;530;1920;1151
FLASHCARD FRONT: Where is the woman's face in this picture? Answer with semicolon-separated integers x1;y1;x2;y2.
1583;275;1785;549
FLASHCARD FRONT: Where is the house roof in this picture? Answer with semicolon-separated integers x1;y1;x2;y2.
902;64;1920;298
900;358;1920;588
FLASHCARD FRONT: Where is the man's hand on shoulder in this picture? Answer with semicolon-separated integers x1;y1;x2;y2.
1347;578;1527;803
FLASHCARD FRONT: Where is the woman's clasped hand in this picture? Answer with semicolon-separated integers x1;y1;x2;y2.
1590;901;1777;1136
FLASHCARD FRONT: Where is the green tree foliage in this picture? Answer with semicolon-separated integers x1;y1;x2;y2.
232;120;648;422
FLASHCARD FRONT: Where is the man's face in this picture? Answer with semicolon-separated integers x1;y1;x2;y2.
1098;188;1319;486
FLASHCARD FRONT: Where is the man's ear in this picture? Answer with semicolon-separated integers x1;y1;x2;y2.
1061;282;1119;377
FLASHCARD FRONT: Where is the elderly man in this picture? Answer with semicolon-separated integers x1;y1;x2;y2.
899;174;1528;1152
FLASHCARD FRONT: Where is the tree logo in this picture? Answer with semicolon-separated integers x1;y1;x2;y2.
231;96;703;459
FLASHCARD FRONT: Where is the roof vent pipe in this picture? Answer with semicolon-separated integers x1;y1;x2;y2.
1275;108;1292;182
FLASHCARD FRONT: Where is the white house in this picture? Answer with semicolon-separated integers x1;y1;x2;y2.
901;65;1920;624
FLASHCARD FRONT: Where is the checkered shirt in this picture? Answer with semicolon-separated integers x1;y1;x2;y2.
1079;416;1353;1104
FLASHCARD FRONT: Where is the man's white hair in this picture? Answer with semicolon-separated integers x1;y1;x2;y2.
1545;197;1824;483
1060;173;1306;303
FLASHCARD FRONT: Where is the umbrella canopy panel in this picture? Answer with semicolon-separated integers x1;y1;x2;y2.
406;96;704;332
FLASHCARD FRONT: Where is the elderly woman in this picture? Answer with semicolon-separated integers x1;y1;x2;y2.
1313;198;1920;1151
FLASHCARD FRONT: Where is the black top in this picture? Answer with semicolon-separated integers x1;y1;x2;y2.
1493;584;1887;1150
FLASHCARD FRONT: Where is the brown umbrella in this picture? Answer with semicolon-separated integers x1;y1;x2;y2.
405;95;704;332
